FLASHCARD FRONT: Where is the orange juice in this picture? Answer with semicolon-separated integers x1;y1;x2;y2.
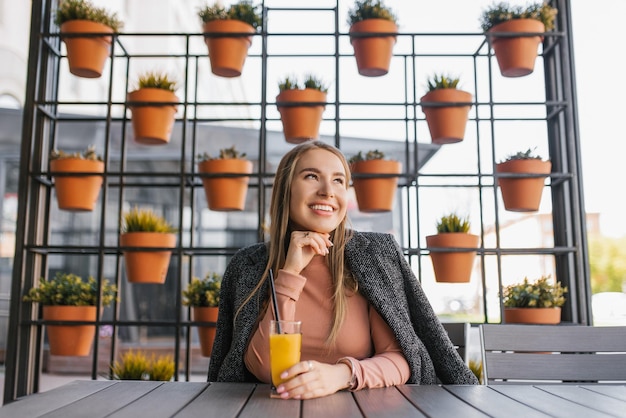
269;332;302;387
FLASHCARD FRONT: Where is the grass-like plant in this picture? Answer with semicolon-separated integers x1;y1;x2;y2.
50;145;103;161
479;2;558;32
347;0;397;25
23;272;117;306
502;275;567;308
426;74;461;91
198;146;247;162
111;350;175;381
182;272;222;307
348;149;386;164
436;213;471;233
54;0;123;32
198;0;262;29
135;71;178;92
501;147;544;162
121;207;177;233
278;74;329;93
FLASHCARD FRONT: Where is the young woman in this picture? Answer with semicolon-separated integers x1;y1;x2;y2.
208;141;478;399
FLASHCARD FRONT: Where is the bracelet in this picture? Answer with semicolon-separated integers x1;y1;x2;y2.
337;357;357;391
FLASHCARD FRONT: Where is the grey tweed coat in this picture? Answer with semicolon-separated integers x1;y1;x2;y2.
207;231;478;385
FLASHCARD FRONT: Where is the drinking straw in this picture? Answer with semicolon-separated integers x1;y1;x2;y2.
269;269;281;333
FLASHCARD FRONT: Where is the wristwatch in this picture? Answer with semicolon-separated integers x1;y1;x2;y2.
337;357;357;391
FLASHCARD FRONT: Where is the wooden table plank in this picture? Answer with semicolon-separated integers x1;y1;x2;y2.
0;380;115;418
354;386;426;418
582;385;626;402
537;385;626;417
107;382;208;418
237;385;301;418
398;385;489;418
302;390;362;418
175;382;256;418
491;385;615;418
445;385;551;418
38;381;162;418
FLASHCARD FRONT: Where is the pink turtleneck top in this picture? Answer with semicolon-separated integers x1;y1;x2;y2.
244;255;410;390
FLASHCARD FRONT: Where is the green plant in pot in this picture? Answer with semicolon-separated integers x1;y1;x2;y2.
426;212;480;283
120;207;177;284
276;74;329;144
55;0;123;78
23;272;117;356
50;145;105;211
183;272;222;357
198;0;262;77
502;275;567;324
347;0;398;77
197;146;253;211
480;2;558;77
127;71;179;145
111;350;176;381
349;149;401;212
496;147;551;212
420;74;473;145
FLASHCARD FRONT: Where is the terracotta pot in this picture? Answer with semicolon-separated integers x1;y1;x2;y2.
198;159;253;211
120;232;177;284
426;232;480;283
420;89;473;144
193;306;218;357
60;20;113;78
50;158;104;211
496;159;551;212
349;19;398;77
127;88;179;145
203;20;255;77
276;89;327;143
43;305;97;356
488;19;545;78
350;159;402;212
504;307;561;324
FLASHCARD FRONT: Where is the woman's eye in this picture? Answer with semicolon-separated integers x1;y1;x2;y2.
334;177;344;185
304;173;318;180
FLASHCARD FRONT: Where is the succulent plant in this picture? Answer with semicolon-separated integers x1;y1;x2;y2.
278;74;329;93
347;0;397;25
502;275;567;308
23;272;117;307
198;146;247;162
348;149;386;164
50;145;103;161
479;2;558;32
198;0;262;29
54;0;123;31
502;148;545;162
121;207;177;233
136;71;178;92
182;272;222;307
426;74;461;91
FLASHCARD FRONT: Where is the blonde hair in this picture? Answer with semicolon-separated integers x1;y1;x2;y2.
235;141;355;345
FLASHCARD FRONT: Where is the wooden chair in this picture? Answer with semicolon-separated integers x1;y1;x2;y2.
442;322;469;363
479;324;626;384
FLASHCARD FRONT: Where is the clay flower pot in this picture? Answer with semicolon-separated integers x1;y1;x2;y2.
276;88;327;144
350;159;402;212
426;232;480;283
60;20;113;78
503;307;561;324
488;19;546;78
203;20;255;78
127;88;179;145
198;158;253;211
120;232;177;284
43;305;97;356
193;306;219;357
420;89;473;144
349;19;398;77
50;158;104;211
496;159;551;212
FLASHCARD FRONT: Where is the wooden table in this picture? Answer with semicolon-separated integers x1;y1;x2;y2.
1;381;625;418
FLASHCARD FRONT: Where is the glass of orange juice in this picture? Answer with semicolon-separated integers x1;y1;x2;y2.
269;320;302;398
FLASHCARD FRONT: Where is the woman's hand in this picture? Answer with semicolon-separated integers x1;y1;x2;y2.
274;360;352;399
282;231;333;275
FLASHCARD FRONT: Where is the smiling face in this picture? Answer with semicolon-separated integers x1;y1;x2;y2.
288;148;348;233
